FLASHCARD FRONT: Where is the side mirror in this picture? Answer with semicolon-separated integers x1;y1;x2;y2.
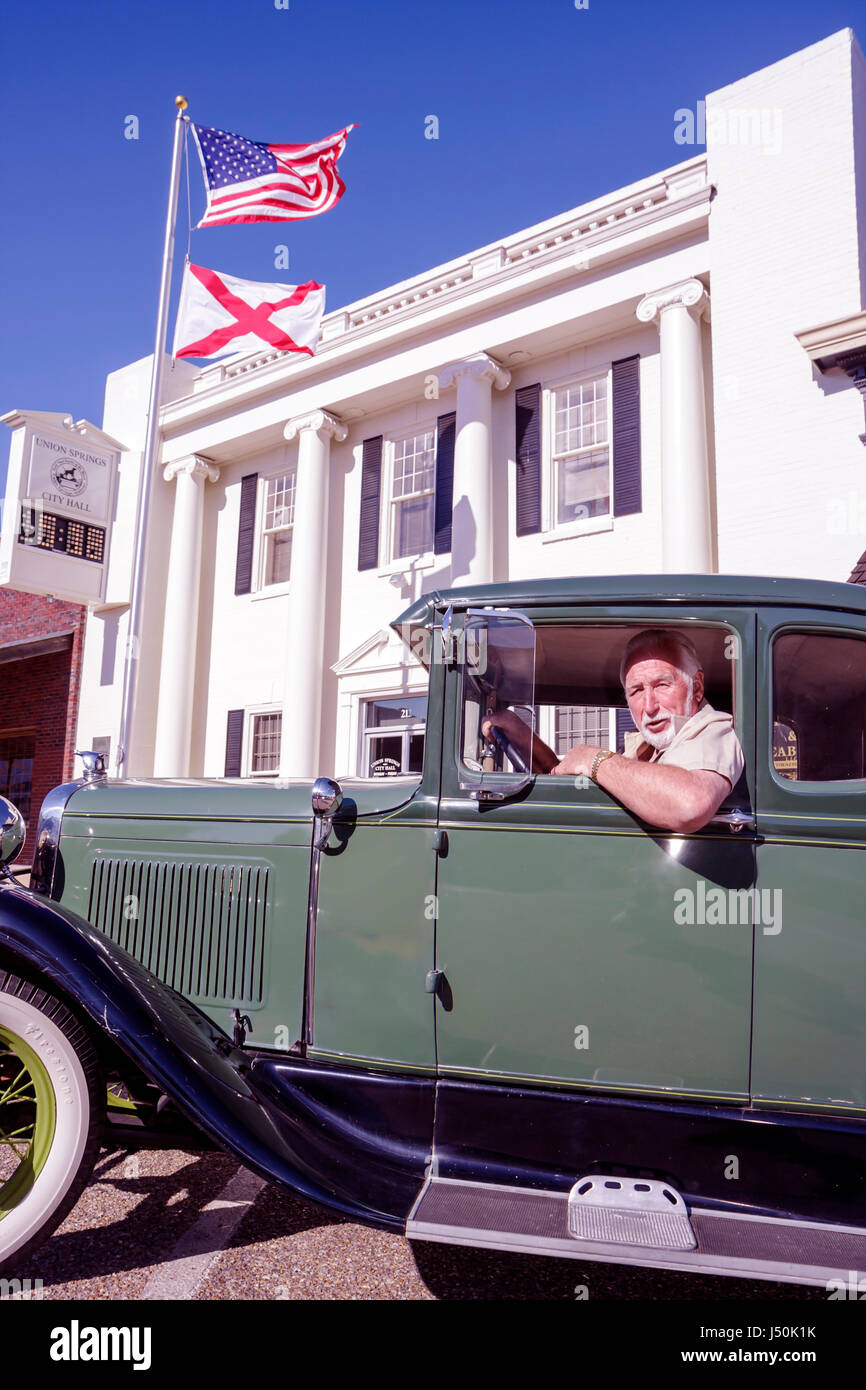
0;797;26;868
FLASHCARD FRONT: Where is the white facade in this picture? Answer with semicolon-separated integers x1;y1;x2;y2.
74;29;866;781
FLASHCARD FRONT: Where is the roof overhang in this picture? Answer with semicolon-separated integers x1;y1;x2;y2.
794;311;866;372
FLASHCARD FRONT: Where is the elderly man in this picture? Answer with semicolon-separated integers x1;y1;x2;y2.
481;628;744;834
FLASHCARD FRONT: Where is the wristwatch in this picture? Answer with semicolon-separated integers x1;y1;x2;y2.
589;749;616;784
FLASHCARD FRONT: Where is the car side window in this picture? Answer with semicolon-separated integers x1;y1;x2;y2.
460;620;741;776
772;630;866;782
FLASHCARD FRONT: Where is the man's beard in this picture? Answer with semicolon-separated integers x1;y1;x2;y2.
639;676;694;750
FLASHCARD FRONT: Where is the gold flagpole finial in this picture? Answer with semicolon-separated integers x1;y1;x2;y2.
175;95;189;112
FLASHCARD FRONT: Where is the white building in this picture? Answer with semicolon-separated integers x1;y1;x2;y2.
73;28;866;781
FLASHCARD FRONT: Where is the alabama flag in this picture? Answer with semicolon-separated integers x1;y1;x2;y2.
173;263;326;360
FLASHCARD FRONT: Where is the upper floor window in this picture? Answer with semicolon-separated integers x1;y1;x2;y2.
261;470;296;587
513;357;640;541
358;419;454;574
551;374;610;525
389;430;436;561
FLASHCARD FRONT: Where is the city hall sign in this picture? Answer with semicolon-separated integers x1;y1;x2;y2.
0;410;125;606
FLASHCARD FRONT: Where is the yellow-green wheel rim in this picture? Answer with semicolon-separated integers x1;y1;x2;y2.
0;1025;57;1220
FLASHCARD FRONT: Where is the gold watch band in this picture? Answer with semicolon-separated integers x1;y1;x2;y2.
590;749;616;783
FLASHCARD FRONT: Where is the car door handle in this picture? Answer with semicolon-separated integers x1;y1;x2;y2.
709;809;756;833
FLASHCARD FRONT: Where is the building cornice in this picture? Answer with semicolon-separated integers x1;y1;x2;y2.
794;311;866;371
158;156;710;437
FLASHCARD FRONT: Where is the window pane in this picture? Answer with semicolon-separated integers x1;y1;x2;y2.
393;432;435;499
554;705;611;755
265;472;296;528
251;713;282;773
772;632;866;781
266;530;292;585
558;449;610;523
554;378;608;453
394;494;433;559
408;733;425;773
365;697;427;728
368;735;403;776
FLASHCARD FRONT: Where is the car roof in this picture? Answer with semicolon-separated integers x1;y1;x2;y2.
392;573;866;632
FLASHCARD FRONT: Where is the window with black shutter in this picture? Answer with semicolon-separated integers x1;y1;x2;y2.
515;384;542;536
434;412;456;554
234;474;258;595
358;436;382;571
612;354;642;516
224;709;244;777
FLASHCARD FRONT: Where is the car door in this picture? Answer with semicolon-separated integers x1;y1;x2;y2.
752;608;866;1112
433;603;758;1101
308;671;443;1073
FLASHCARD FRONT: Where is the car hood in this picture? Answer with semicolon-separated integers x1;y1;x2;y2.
62;775;424;826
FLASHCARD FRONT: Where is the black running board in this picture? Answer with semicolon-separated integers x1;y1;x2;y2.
406;1177;866;1288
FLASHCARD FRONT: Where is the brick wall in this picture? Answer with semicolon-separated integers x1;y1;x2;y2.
0;590;87;845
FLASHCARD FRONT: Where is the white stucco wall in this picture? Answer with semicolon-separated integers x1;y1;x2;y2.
707;28;866;581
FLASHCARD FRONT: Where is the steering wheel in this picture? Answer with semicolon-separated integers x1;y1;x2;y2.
487;723;531;775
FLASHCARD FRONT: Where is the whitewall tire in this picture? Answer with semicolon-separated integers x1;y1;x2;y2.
0;972;103;1274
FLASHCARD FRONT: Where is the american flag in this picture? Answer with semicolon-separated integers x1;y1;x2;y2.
191;122;356;227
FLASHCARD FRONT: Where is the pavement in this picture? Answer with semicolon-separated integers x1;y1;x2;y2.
12;1145;826;1302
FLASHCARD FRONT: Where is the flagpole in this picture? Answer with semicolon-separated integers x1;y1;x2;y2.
116;94;189;775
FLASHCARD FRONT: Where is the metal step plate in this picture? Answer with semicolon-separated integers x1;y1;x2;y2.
406;1176;866;1287
567;1175;696;1249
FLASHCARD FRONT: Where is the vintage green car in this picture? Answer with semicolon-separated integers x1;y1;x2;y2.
1;574;865;1287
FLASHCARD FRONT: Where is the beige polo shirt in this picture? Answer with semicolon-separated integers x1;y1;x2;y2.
622;700;744;789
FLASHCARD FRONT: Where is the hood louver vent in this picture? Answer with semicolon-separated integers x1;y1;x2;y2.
88;856;269;1007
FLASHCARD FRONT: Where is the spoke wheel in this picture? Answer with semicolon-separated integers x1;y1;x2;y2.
0;971;103;1273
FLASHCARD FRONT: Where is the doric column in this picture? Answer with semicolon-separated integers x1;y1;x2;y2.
637;279;713;572
438;352;511;585
279;409;347;778
153;454;219;777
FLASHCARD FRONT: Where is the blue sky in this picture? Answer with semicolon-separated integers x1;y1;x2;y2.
0;0;859;427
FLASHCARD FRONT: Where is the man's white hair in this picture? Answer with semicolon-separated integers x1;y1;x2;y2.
619;629;702;687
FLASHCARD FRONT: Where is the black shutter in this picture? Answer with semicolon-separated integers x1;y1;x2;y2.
234;473;258;595
358;436;382;571
515;384;541;536
434;412;456;554
615;707;635;753
612;355;641;516
225;709;244;777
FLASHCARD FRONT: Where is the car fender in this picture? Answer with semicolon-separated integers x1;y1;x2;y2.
0;881;417;1229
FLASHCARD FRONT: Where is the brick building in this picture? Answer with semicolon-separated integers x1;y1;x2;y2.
0;589;86;849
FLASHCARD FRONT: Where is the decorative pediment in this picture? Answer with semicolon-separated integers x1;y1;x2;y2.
331;626;418;676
